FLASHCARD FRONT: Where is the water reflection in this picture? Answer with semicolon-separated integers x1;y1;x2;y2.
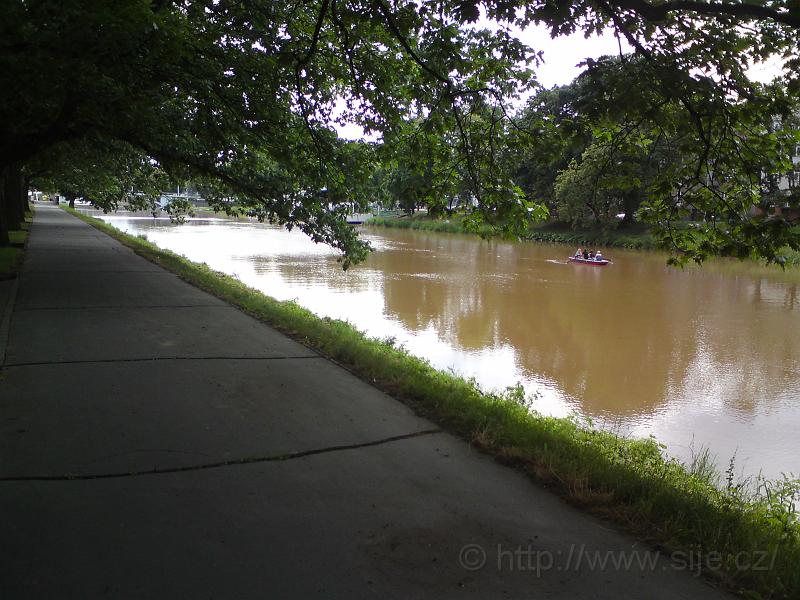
96;213;800;478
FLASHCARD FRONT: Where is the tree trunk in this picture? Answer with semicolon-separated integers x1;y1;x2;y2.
0;167;9;246
3;163;25;232
621;191;640;227
23;176;31;214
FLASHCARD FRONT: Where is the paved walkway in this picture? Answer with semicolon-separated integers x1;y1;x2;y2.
1;206;730;599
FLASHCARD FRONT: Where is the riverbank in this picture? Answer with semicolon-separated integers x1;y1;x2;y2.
367;215;800;268
367;214;657;250
64;206;799;598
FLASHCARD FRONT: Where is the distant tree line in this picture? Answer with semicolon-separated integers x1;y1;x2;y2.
513;56;800;253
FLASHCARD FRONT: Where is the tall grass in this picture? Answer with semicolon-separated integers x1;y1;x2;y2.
367;215;491;235
66;207;799;599
780;247;800;267
367;215;657;249
525;229;656;250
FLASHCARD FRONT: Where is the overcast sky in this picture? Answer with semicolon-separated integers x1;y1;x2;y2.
335;23;784;139
506;22;782;88
334;28;618;139
513;25;628;89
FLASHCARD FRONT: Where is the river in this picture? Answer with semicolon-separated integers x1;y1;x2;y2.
91;211;800;480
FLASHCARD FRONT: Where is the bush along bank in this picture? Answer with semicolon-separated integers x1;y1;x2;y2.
66;207;799;599
366;216;657;250
524;227;656;250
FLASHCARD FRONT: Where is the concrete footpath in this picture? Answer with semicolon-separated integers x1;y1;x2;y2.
1;206;730;599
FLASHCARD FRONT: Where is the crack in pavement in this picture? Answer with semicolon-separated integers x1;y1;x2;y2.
0;429;443;482
3;355;322;368
22;270;172;274
12;304;229;312
0;276;20;366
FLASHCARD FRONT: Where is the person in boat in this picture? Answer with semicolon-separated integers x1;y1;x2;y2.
595;250;604;261
575;248;583;258
589;250;595;259
583;248;589;259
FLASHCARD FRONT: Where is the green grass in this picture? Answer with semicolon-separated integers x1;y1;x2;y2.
0;247;20;277
8;230;28;245
1;215;31;278
368;214;491;235
526;221;656;250
65;206;799;599
188;206;220;214
779;247;800;268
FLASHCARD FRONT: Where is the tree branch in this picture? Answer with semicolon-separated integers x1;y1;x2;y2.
297;0;330;70
613;0;800;29
371;0;450;85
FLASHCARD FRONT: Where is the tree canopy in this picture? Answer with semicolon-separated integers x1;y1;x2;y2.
2;0;799;263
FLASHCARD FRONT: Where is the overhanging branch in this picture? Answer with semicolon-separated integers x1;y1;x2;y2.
612;0;800;29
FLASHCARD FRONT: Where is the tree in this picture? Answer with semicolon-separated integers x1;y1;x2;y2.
577;55;800;263
1;0;535;265
0;162;28;245
512;82;595;220
2;1;800;263
29;138;168;212
520;48;800;262
555;142;626;228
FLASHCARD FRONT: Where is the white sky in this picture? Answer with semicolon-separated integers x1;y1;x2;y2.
513;23;783;87
514;24;629;89
512;24;784;88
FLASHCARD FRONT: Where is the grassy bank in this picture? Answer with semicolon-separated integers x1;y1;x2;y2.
66;206;799;599
366;214;656;250
525;221;656;249
368;214;494;236
0;215;32;279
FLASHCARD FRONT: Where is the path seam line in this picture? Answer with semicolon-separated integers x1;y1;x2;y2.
13;304;228;312
22;270;170;274
4;355;322;368
0;275;21;366
0;429;443;482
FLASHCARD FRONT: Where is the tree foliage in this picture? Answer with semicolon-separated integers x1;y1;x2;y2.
2;0;800;263
30;138;168;210
513;83;593;215
518;50;800;263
